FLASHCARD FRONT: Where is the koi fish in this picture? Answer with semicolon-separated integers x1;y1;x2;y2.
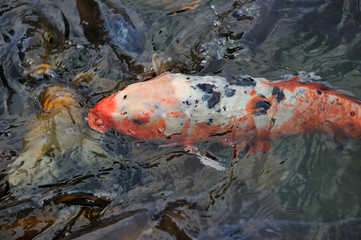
8;84;84;186
88;72;361;168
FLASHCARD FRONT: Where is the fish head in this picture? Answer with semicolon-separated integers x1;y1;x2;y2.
88;94;118;134
88;73;191;140
88;90;168;139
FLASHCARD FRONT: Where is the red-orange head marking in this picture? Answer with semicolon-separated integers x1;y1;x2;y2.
88;94;118;133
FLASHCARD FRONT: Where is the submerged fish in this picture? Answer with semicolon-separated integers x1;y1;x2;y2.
7;84;84;186
88;72;361;165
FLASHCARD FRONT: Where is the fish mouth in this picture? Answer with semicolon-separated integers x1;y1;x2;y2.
88;110;110;134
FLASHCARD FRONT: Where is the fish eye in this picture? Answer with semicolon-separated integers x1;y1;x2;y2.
43;31;55;44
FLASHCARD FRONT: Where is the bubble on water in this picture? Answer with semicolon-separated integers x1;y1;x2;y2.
213;20;221;27
211;5;218;16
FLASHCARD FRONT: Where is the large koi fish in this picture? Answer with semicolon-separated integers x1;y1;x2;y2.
88;72;361;168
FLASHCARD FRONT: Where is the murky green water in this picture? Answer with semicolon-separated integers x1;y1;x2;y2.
0;0;360;239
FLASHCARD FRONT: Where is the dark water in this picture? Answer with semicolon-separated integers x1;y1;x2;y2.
0;0;361;239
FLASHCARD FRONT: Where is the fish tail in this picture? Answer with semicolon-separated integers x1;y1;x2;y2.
268;75;361;142
320;93;361;141
299;87;361;142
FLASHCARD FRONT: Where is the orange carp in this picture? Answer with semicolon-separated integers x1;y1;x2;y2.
88;72;361;164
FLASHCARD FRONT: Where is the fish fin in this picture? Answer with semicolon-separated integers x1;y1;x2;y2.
323;130;345;150
167;0;201;15
159;142;180;148
240;137;272;157
327;135;344;150
198;155;226;171
152;53;161;74
320;121;346;150
184;145;226;171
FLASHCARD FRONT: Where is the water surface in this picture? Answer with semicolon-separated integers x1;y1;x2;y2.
0;0;361;239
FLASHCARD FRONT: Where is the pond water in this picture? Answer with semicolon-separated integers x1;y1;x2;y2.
0;0;361;239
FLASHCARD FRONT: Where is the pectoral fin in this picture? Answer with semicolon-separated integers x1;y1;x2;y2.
184;145;226;171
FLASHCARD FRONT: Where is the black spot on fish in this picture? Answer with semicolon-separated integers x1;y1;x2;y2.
226;76;256;87
133;119;144;125
350;111;356;117
319;86;329;91
197;83;215;93
209;118;213;123
254;100;271;115
195;99;199;104
255;100;271;109
183;100;191;105
224;86;236;97
123;95;127;99
272;87;285;102
208;92;221;108
316;90;322;95
223;106;227;111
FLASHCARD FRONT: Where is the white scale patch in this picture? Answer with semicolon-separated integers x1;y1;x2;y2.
176;74;259;130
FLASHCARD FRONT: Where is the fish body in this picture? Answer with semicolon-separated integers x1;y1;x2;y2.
88;72;361;156
8;84;85;186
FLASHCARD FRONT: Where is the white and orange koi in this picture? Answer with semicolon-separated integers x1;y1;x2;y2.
88;72;361;165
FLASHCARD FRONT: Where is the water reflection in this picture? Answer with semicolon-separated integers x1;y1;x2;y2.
274;133;361;222
152;0;256;73
0;0;361;239
76;0;154;77
0;2;68;76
